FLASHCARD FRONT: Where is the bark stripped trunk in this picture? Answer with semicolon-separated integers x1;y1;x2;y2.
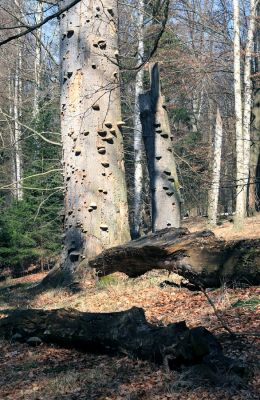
133;0;145;238
208;108;223;225
140;63;181;232
0;307;232;371
47;0;130;286
233;0;245;228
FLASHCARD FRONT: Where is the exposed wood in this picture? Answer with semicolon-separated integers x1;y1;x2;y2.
88;228;260;288
0;306;230;370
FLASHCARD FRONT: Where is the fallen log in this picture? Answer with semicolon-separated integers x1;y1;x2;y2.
87;228;260;288
0;307;232;371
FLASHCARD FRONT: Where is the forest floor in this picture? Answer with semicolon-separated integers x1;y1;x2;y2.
0;217;259;400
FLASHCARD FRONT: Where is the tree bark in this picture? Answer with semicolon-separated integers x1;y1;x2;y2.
12;22;23;201
88;228;260;288
133;0;145;238
56;0;130;285
0;306;227;370
233;0;245;228
140;63;182;232
208;108;223;225
33;0;43;119
243;0;257;214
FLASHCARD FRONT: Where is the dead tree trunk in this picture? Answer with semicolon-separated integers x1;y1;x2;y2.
140;63;182;231
0;307;228;370
47;1;130;287
88;228;260;288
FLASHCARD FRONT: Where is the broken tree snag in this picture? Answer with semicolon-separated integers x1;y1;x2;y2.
0;307;226;369
88;228;260;287
139;63;182;231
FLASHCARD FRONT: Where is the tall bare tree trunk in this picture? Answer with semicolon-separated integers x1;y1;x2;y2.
248;2;260;214
47;0;130;285
233;0;245;228
208;108;223;225
33;0;43;119
133;0;145;238
140;63;181;232
243;0;257;213
13;43;23;201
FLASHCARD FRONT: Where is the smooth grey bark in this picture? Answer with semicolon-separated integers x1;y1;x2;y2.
45;0;130;286
208;108;223;225
12;2;23;201
233;0;245;229
139;63;181;232
133;0;145;238
33;0;43;119
243;0;257;214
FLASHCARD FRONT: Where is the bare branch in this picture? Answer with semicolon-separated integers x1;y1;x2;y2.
0;0;81;47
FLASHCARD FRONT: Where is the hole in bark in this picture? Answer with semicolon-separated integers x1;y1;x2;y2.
167;147;172;152
96;7;100;11
167;223;172;227
93;43;98;48
163;170;171;176
92;104;100;111
161;133;169;139
163;186;169;190
154;123;161;128
102;173;106;176
105;122;112;128
100;225;108;232
86;19;90;23
168;177;175;182
155;156;162;160
166;192;174;197
63;77;67;84
103;190;108;195
67;71;73;79
66;176;70;181
67;30;74;38
82;131;89;136
92;64;97;69
62;33;66;41
95;14;100;18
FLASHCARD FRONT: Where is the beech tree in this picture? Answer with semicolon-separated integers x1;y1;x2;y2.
47;0;130;284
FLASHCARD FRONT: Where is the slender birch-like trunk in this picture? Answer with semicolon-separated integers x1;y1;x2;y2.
13;45;23;201
233;0;245;228
33;0;43;119
133;0;144;238
207;108;223;225
243;0;257;213
51;0;130;284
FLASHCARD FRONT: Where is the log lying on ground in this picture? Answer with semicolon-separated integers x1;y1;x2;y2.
87;228;260;288
0;306;236;371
